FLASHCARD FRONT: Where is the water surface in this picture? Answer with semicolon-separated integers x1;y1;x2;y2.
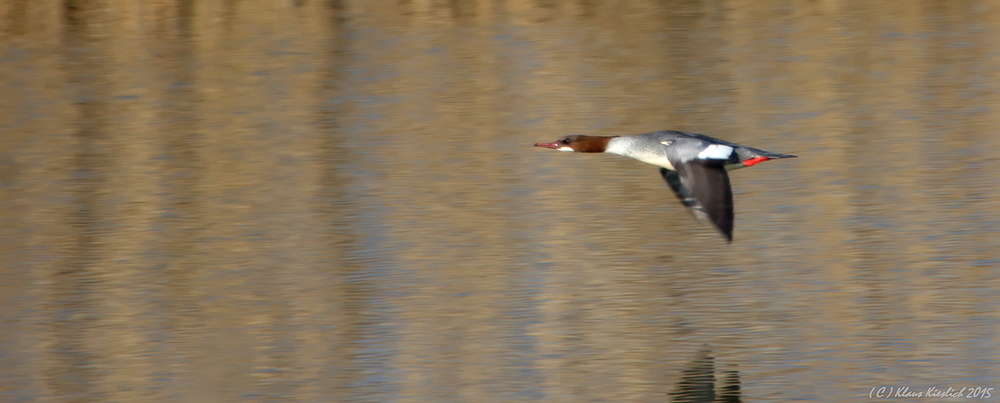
1;1;999;402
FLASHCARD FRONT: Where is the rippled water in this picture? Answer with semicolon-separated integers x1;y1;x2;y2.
2;1;999;402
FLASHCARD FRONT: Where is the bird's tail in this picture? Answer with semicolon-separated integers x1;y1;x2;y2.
760;151;797;159
727;149;796;170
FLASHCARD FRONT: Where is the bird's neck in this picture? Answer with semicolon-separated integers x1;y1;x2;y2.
576;135;619;153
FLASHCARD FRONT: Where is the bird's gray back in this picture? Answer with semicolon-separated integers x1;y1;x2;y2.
638;130;788;160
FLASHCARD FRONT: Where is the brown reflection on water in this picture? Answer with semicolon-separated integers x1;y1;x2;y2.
2;1;999;402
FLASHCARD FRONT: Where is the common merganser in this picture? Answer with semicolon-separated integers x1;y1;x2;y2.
535;130;796;242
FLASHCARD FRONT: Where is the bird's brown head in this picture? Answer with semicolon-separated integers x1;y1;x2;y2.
534;135;617;153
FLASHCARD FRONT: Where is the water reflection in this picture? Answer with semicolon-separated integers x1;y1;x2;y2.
670;349;740;403
2;0;999;402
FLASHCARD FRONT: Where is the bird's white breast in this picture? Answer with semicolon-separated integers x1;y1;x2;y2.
605;137;675;170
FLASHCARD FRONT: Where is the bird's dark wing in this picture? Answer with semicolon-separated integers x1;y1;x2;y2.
660;162;734;242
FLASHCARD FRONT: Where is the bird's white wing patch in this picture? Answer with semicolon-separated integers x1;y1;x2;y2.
697;144;734;160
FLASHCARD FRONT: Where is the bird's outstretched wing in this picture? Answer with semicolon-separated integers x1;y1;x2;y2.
660;162;734;242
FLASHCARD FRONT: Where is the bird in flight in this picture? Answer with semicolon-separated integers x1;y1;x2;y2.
535;130;796;242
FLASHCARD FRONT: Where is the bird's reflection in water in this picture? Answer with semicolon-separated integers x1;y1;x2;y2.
670;349;740;403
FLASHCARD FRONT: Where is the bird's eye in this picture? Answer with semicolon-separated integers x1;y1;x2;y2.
560;138;570;144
